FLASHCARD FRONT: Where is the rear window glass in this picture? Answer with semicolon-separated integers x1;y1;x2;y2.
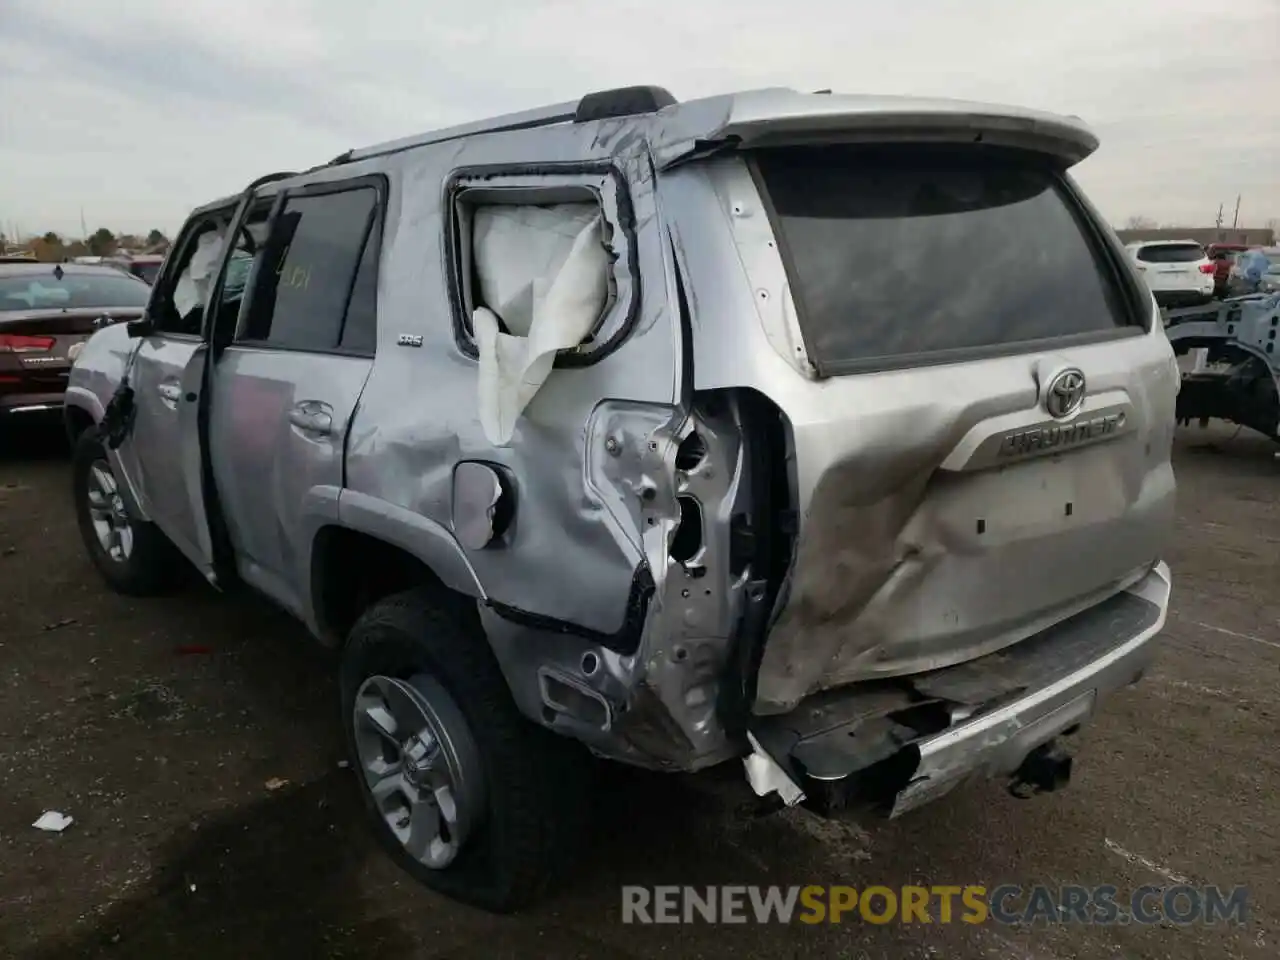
0;271;152;311
132;262;162;284
753;146;1138;371
1136;243;1205;263
240;187;378;352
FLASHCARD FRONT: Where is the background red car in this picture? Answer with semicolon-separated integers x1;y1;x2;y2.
1205;243;1249;298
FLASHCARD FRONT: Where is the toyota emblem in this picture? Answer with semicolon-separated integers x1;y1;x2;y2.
1044;368;1086;419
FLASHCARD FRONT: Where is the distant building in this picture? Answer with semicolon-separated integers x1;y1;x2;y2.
1114;226;1276;247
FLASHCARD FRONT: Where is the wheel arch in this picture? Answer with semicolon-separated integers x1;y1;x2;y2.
62;386;103;445
302;488;485;646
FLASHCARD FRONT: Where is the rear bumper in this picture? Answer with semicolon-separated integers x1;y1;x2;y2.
0;391;65;418
889;560;1170;815
746;561;1171;817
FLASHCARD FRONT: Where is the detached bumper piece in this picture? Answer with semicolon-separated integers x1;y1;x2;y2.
746;562;1170;819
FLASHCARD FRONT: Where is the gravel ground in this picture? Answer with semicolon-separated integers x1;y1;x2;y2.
0;419;1276;960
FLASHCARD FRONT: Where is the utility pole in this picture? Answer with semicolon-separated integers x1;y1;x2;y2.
1231;194;1241;229
80;207;87;242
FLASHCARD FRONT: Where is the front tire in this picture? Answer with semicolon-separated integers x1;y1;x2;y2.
71;429;185;595
340;586;591;913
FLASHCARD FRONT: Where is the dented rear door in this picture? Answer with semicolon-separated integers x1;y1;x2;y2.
662;143;1177;716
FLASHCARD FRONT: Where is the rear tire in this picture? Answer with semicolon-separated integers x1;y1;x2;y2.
340;586;591;913
71;428;186;596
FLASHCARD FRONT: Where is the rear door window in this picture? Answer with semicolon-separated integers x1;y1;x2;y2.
752;145;1140;373
1136;243;1205;263
240;186;379;353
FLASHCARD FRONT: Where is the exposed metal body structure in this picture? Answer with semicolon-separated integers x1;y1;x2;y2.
1164;294;1280;442
65;84;1176;814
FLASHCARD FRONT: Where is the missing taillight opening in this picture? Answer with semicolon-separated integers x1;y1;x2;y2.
675;430;708;471
0;334;56;353
669;495;704;564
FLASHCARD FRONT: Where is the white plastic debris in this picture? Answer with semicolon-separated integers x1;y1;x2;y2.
742;732;805;807
471;203;609;446
32;811;73;833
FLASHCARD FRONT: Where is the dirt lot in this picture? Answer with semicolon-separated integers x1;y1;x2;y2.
0;419;1276;960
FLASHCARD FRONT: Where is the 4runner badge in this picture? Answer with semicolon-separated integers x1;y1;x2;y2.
1043;367;1086;419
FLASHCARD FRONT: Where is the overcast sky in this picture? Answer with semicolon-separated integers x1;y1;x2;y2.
2;0;1277;240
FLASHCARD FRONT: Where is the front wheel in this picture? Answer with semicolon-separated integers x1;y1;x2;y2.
340;586;591;913
71;429;185;595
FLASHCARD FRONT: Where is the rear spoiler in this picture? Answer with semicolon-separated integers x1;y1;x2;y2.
650;88;1099;170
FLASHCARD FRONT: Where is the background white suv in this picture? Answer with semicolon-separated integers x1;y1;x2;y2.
1126;239;1215;307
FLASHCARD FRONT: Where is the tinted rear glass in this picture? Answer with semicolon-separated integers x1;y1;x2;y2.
0;271;152;311
753;146;1137;371
1136;243;1205;263
240;187;377;351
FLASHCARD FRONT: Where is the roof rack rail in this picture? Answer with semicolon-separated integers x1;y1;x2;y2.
243;171;298;193
342;100;580;164
335;84;678;165
573;85;677;123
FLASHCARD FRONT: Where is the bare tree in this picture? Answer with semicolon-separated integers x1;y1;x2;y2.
1123;215;1159;230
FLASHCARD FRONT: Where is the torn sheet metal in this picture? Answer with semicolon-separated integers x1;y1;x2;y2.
472;203;609;445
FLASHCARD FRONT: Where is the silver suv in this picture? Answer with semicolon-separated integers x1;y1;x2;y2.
65;85;1178;912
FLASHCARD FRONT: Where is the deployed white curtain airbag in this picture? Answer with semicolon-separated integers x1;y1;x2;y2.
173;227;227;319
471;203;608;446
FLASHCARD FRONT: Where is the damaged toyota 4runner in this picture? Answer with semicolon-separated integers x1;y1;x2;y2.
64;85;1178;912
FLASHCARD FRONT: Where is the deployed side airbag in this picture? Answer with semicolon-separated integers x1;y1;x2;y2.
471;203;608;446
173;227;226;319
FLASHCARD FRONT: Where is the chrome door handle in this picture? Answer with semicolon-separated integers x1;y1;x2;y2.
157;383;182;403
288;407;333;435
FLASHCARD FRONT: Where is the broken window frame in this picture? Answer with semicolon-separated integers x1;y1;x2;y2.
443;163;641;368
148;210;237;339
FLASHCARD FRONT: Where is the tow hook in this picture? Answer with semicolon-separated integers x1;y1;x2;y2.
1008;740;1073;799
